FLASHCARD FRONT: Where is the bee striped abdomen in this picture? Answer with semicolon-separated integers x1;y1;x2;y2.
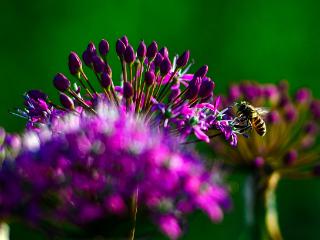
252;116;266;136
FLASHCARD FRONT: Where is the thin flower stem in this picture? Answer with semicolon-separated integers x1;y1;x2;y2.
244;172;283;240
129;188;139;240
136;82;145;114
265;172;283;240
122;59;127;83
181;132;222;144
157;68;179;102
67;89;96;114
74;74;93;98
133;63;140;101
81;70;97;95
130;63;133;85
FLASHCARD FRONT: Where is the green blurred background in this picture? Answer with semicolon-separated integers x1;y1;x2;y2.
1;0;320;239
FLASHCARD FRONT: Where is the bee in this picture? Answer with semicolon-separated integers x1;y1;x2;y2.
235;101;268;136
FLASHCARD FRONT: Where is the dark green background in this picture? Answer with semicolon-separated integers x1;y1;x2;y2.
1;0;320;239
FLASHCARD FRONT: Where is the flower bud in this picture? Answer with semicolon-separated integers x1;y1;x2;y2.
154;53;163;68
159;47;169;59
176;50;190;68
194;65;208;78
266;111;280;123
99;39;110;56
82;50;92;66
137;41;147;60
144;71;155;86
295;88;311;104
92;56;106;73
123;82;133;98
121;35;129;46
60;93;75;110
185;81;200;99
228;85;241;101
304;122;317;134
53;73;71;92
198;78;215;98
124;45;136;64
160;58;171;76
26;90;48;101
100;71;111;88
147;41;158;60
253;156;264;168
284;105;297;122
116;39;126;57
68;52;82;75
283;149;298;165
169;88;180;102
87;42;97;55
311;100;320;120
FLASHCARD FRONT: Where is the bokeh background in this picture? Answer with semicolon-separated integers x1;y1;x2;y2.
1;0;320;239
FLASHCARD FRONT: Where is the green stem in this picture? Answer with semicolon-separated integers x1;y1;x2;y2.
244;172;283;240
129;188;139;240
0;223;9;240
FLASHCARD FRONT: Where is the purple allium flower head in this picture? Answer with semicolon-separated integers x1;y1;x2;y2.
213;80;320;180
14;36;241;146
53;73;70;92
0;105;230;239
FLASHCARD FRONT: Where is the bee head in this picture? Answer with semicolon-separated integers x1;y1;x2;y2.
235;101;248;111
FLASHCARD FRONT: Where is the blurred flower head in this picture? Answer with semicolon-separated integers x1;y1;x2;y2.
0;104;230;239
213;80;320;179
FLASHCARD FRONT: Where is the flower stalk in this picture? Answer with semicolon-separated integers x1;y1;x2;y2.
244;171;282;240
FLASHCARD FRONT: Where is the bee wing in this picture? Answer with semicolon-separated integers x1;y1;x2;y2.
255;107;270;116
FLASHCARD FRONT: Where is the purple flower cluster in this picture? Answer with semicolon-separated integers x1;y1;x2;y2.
15;36;241;145
214;80;320;178
0;105;230;239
